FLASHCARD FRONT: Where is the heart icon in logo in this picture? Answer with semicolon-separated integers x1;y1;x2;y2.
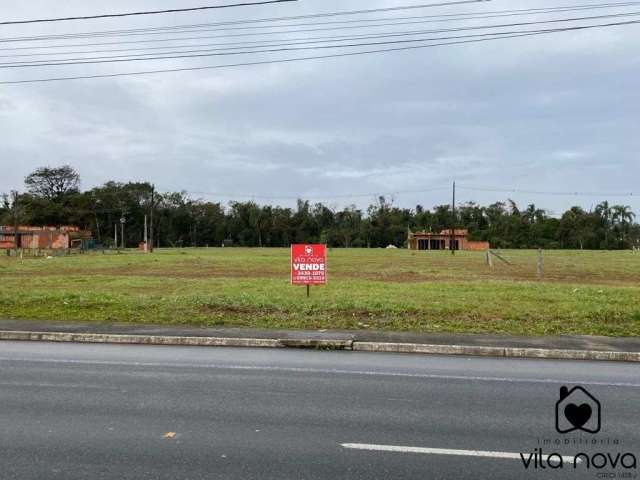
564;403;592;429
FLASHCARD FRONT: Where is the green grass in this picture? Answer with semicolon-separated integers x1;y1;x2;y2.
1;248;639;336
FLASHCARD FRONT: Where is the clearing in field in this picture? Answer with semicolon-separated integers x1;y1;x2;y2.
1;248;639;336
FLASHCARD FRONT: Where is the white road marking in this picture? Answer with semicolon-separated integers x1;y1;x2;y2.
0;381;120;390
341;443;580;464
0;355;638;388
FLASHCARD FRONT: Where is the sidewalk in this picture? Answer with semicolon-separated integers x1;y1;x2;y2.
1;319;639;362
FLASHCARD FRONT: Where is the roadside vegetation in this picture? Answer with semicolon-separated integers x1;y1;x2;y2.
2;166;639;251
1;248;639;336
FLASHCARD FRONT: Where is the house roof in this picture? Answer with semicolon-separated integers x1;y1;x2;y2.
0;225;82;234
410;229;469;237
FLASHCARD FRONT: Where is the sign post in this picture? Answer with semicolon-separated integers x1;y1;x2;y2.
291;244;327;297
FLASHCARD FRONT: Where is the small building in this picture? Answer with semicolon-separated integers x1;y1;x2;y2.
408;229;489;251
0;226;93;250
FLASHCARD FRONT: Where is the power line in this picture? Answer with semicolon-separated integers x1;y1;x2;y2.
0;13;576;51
0;15;515;49
0;12;588;49
3;0;636;43
72;1;640;34
6;185;637;207
168;186;449;201
2;11;639;66
2;18;638;70
2;20;637;84
0;1;298;26
0;31;549;69
457;185;636;197
3;2;638;56
3;1;637;46
158;184;638;202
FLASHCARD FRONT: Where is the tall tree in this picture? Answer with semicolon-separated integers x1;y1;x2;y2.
24;165;80;200
595;201;613;248
612;205;635;226
612;205;636;248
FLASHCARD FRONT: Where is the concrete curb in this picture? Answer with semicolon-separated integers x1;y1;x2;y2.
1;330;639;362
0;331;283;349
353;342;640;362
353;342;505;357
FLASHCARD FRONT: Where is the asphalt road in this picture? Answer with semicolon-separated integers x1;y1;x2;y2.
0;342;638;480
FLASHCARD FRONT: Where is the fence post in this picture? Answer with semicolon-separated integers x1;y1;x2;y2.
536;248;543;279
486;249;493;267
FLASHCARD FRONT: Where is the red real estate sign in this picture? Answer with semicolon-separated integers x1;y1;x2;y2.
291;244;327;285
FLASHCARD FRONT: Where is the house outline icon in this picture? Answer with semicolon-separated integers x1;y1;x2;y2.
555;386;601;434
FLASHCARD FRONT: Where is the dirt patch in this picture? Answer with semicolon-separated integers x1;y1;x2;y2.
3;256;640;287
2;266;283;280
199;303;281;316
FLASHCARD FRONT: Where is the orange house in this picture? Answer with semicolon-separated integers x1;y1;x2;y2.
0;226;92;250
408;229;489;251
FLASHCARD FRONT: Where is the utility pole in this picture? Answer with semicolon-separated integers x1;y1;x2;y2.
149;184;155;253
12;191;19;255
114;224;118;250
451;181;456;255
537;248;544;279
144;215;148;252
119;214;126;250
94;201;101;243
93;210;101;243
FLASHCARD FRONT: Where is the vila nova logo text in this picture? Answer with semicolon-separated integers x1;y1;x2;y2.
519;386;637;474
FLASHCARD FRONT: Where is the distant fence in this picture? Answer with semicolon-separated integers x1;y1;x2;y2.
2;245;120;258
3;248;83;258
486;248;546;279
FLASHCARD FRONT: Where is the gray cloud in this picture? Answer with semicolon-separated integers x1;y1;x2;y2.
1;0;639;214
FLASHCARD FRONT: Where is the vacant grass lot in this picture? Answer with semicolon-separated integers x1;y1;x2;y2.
1;248;639;336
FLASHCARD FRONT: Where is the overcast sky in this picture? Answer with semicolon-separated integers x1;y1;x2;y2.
1;0;638;215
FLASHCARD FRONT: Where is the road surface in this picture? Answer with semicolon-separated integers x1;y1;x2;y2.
0;341;638;479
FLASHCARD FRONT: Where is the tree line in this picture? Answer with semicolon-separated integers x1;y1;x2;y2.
1;166;638;250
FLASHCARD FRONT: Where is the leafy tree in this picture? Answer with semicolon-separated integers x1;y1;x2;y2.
25;165;80;200
611;205;636;248
0;194;12;225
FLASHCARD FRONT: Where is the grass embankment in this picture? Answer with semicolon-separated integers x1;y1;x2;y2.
1;248;639;336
